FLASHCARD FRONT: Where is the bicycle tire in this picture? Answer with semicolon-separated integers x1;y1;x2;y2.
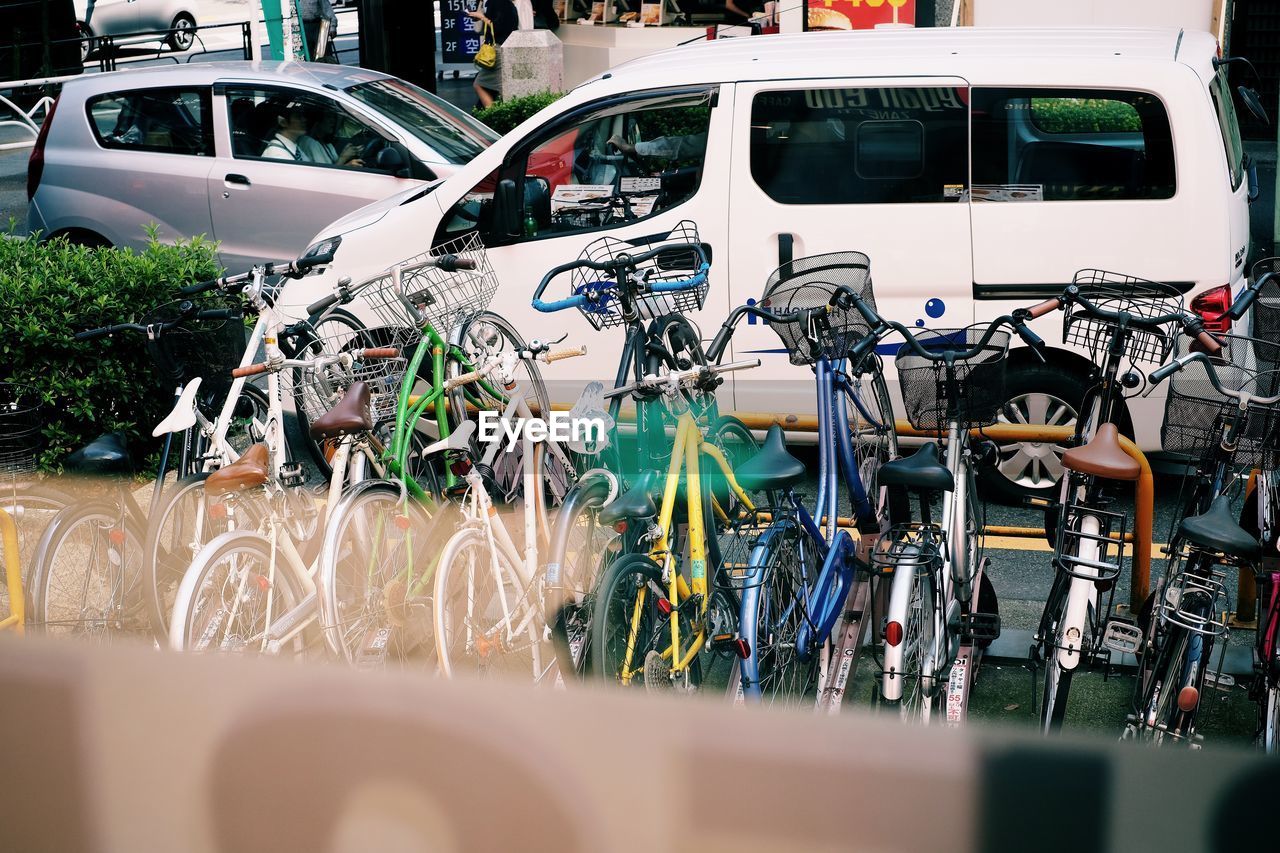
1041;656;1073;733
883;552;938;723
545;478;616;682
28;501;148;640
169;530;308;657
739;519;817;707
706;414;760;522
290;307;377;477
846;363;899;531
0;483;72;615
317;484;437;667
1264;682;1280;753
433;527;543;681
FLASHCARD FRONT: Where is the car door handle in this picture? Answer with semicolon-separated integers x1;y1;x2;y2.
225;174;251;187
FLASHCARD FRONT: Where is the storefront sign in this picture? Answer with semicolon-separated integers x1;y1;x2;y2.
441;0;482;64
806;0;915;31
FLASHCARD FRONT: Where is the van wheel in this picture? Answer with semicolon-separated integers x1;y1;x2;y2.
168;14;196;51
980;363;1088;505
51;229;111;250
76;22;94;61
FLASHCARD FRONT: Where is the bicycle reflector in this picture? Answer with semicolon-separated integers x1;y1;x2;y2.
1191;285;1233;334
1177;685;1200;713
885;621;904;647
656;597;673;616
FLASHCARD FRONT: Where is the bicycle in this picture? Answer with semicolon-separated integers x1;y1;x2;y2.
698;252;898;708
431;342;611;682
1025;270;1222;733
167;344;404;658
587;356;761;693
532;221;760;681
26;294;270;642
1119;332;1280;745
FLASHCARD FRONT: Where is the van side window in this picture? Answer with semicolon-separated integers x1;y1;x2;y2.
491;88;715;243
970;88;1175;201
749;87;968;204
87;88;212;156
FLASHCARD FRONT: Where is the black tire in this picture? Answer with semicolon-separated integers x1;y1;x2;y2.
0;484;73;620
76;22;94;61
706;414;760;521
847;364;899;530
741;520;818;707
591;553;692;686
546;479;616;682
288;307;376;477
985;362;1090;504
167;13;196;51
1041;658;1073;733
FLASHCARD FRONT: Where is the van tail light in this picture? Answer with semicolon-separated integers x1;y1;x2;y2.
27;93;60;202
1191;285;1233;334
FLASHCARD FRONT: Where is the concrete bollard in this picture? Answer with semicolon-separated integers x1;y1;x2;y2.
500;29;565;100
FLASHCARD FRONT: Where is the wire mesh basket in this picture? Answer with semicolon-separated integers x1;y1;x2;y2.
1250;257;1280;344
896;327;1010;431
286;324;419;427
557;220;709;331
759;251;876;366
142;296;247;404
0;383;40;478
1160;334;1280;470
1066;270;1185;365
356;232;497;333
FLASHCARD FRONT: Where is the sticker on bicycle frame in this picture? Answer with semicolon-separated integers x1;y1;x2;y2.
946;657;967;724
545;562;561;584
691;558;706;580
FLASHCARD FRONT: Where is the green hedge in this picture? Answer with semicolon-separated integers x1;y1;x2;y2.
1030;98;1142;134
0;228;221;470
473;91;563;135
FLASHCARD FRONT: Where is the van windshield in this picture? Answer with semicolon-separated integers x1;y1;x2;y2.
345;79;497;164
1210;70;1245;191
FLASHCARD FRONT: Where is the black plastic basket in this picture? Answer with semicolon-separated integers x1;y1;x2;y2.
759;252;876;366
562;220;708;331
142;296;247;405
0;383;41;477
1161;334;1280;470
1066;270;1184;365
896;327;1010;431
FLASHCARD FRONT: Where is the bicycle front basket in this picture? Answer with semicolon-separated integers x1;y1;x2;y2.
1066;269;1184;365
759;251;876;366
142;295;247;405
1161;334;1280;470
0;383;41;477
358;232;497;332
895;326;1010;432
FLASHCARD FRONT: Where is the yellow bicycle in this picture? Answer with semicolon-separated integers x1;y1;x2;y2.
589;358;759;692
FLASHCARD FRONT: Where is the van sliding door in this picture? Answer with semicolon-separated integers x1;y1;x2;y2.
728;78;974;416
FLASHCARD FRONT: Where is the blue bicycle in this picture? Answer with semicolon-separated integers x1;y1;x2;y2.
703;252;898;707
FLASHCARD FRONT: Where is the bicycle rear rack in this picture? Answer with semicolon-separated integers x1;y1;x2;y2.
1159;561;1230;637
1054;500;1128;583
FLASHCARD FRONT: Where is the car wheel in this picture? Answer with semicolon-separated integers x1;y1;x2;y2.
168;14;196;51
981;362;1090;504
76;22;94;62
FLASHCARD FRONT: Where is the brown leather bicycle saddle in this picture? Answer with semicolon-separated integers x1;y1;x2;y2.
1061;423;1139;481
205;443;270;496
309;381;373;439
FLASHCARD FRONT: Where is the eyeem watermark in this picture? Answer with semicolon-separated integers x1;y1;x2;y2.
477;411;607;452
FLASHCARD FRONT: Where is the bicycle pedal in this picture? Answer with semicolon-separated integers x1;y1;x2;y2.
643;650;671;692
355;626;392;670
710;633;750;659
279;461;305;488
1101;619;1143;655
961;611;1000;642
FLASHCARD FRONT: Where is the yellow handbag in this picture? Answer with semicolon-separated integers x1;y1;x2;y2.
474;22;498;69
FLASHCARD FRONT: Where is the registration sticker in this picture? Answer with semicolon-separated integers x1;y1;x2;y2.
946;657;968;725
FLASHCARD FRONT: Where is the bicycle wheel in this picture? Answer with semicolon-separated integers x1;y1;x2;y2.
0;483;72;618
897;564;937;723
740;520;818;707
169;530;308;657
434;528;543;681
546;478;618;681
846;363;899;530
318;485;437;667
1264;681;1280;753
28;502;148;640
448;311;559;503
289;307;377;476
706;414;760;522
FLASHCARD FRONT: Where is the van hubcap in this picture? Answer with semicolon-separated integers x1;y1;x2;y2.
995;392;1077;489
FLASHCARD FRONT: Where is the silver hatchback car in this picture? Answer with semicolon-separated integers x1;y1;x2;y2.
28;62;498;272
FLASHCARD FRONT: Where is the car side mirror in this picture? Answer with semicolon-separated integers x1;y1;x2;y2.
1237;85;1270;126
495;178;521;239
374;145;407;175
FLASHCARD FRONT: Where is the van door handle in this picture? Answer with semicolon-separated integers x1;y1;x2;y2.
225;174;251;186
778;233;794;267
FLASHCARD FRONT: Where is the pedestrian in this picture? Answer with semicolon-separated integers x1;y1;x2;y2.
261;101;319;162
467;0;519;109
532;0;559;30
299;0;340;63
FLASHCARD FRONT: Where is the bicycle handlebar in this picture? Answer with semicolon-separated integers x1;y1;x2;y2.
180;250;338;297
75;304;241;341
444;346;587;391
230;347;400;379
603;358;760;400
531;242;710;313
1149;350;1280;407
1229;266;1277;320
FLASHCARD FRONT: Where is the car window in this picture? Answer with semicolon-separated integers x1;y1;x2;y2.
224;87;388;171
498;88;715;242
750;87;969;205
86;87;212;156
971;88;1175;201
344;78;496;164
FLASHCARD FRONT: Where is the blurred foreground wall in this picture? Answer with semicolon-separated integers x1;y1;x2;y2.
0;637;1275;852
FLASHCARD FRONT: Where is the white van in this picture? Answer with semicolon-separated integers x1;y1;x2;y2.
285;26;1255;500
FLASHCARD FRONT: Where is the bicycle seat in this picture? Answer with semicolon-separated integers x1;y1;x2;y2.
600;470;660;525
878;442;953;492
734;424;806;492
205;443;270;496
1061;423;1139;482
1178;495;1261;562
309;381;372;439
65;432;132;476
